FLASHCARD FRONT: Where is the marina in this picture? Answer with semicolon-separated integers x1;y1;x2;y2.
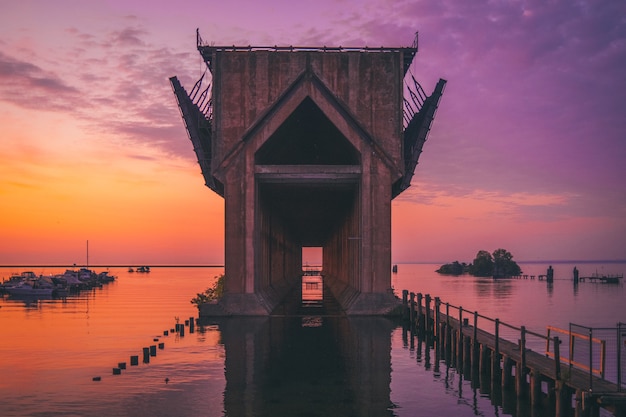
0;268;116;298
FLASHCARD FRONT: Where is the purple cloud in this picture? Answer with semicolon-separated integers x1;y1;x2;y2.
0;51;80;111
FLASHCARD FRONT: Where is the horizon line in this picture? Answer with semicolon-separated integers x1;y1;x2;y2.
1;259;625;268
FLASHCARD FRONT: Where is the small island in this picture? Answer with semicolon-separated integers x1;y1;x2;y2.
436;248;522;278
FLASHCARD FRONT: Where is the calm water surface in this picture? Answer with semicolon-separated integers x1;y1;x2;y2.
0;263;624;417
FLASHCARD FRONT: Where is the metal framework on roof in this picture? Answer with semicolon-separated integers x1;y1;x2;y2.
196;29;419;75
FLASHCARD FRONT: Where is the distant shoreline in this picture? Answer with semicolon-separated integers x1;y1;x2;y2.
1;260;624;269
0;264;225;268
394;259;626;265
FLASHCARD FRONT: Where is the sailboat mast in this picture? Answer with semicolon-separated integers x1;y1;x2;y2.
86;240;89;267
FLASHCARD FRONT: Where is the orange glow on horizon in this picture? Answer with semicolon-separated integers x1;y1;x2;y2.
0;106;224;265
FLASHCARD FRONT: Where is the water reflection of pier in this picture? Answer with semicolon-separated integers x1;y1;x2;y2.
213;316;396;416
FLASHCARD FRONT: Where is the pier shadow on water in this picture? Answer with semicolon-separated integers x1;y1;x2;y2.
202;316;397;417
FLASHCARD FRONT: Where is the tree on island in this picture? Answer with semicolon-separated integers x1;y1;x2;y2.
469;250;494;276
435;260;468;275
492;248;522;277
437;248;522;278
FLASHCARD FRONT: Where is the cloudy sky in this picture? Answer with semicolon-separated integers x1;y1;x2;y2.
1;0;624;265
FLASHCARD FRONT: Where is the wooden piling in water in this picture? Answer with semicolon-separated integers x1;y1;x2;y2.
516;326;528;398
402;290;408;320
463;334;472;376
449;327;456;368
530;369;542;408
425;294;432;333
502;355;514;390
409;292;415;328
444;322;452;363
479;345;492;394
416;293;424;334
434;297;441;340
479;343;490;375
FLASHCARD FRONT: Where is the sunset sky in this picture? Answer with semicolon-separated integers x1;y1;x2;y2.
1;0;624;265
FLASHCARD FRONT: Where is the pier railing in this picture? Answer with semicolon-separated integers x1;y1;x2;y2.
402;290;625;395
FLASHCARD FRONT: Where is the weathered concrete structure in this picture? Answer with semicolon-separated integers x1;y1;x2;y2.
171;31;445;315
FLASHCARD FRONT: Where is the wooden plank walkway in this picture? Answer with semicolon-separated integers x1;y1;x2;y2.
402;290;626;417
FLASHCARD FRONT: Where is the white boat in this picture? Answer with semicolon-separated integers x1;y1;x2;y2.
6;280;54;296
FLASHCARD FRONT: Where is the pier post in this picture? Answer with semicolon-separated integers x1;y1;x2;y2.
424;333;432;369
445;320;453;363
402;289;408;320
555;381;572;417
479;345;492;394
554;336;561;380
409;292;415;328
417;293;424;333
480;343;491;375
584;326;593;390
472;312;479;365
553;336;570;417
492;319;501;392
471;312;480;383
434;332;441;377
618;322;623;390
502;355;513;390
438;322;446;357
416;293;423;318
425;294;432;333
517;326;528;398
434;297;441;340
451;328;457;368
456;313;464;369
463;334;472;377
530;369;542;408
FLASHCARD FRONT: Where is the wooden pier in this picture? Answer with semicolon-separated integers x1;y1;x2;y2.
401;290;626;417
579;273;623;284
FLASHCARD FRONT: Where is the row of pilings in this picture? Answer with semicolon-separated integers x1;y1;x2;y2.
401;290;625;417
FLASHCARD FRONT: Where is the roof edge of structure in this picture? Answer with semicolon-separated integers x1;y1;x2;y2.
196;29;419;74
